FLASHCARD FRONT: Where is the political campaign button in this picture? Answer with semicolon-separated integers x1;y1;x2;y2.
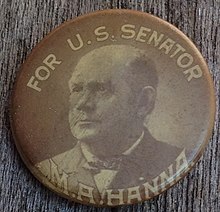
10;10;215;206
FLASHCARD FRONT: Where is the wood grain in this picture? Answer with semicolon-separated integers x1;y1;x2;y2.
0;0;219;211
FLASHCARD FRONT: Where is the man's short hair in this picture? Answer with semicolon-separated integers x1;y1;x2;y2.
124;51;158;96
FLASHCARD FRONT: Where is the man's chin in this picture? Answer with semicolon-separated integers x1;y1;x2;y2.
72;130;101;143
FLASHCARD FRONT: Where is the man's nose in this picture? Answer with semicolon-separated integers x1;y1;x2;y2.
76;91;96;112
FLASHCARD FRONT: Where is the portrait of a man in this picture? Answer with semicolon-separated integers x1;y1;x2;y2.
36;45;181;195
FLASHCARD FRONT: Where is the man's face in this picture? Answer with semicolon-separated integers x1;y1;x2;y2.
68;50;138;144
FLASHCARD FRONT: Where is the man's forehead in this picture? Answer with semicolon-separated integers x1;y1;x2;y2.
69;45;145;83
69;62;116;84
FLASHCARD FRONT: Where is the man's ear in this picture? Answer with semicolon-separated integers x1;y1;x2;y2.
137;86;156;117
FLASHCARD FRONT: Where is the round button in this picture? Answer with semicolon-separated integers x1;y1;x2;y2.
10;10;215;206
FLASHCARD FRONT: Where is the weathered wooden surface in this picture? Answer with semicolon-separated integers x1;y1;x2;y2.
0;0;219;211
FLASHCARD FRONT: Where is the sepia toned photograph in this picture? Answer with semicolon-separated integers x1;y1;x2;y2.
36;45;183;196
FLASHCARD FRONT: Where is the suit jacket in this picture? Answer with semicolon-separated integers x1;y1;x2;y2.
36;130;181;196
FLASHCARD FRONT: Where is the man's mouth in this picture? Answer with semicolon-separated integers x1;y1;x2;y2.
76;119;100;125
78;120;94;124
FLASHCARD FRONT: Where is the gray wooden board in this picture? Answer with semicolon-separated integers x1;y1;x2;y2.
0;0;219;211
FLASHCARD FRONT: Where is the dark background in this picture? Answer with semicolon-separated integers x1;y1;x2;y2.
0;0;219;211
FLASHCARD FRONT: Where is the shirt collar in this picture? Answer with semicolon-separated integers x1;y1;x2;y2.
80;131;145;163
122;131;144;156
80;142;97;164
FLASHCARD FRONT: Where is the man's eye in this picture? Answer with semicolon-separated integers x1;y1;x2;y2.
71;86;83;93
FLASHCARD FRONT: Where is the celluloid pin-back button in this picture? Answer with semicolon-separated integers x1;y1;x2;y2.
10;10;215;206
